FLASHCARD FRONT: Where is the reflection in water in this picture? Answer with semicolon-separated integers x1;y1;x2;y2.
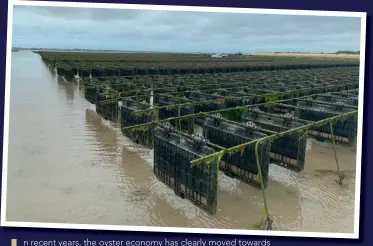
6;51;357;232
59;81;75;104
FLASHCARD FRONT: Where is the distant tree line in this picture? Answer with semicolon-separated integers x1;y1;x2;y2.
335;50;360;54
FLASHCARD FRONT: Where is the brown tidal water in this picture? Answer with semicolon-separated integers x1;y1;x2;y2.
5;51;357;233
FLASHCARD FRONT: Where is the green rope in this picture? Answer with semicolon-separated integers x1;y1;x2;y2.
216;150;224;182
213;150;225;213
255;141;272;230
329;121;344;185
154;105;159;122
128;83;358;116
190;110;357;166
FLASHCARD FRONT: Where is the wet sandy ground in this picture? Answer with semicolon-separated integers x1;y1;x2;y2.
5;51;357;233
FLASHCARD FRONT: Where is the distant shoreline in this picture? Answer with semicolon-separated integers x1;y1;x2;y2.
250;52;360;59
17;49;203;54
14;48;361;59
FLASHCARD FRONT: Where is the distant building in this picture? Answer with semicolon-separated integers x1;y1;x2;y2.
211;53;228;58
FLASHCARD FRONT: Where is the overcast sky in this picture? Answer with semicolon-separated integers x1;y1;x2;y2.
12;5;362;53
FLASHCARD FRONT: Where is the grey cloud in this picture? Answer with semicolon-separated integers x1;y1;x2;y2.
12;5;362;52
14;5;143;21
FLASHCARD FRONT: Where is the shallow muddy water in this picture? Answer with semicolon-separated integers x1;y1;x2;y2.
5;51;357;233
